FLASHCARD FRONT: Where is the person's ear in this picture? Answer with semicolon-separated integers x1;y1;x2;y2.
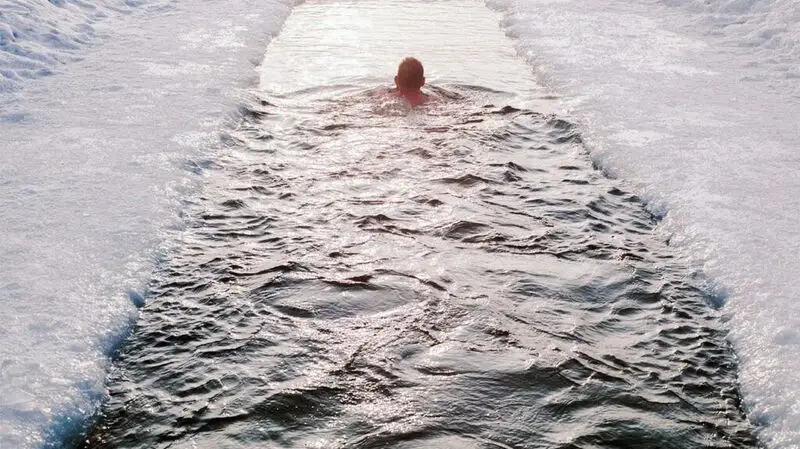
421;77;426;88
394;75;399;87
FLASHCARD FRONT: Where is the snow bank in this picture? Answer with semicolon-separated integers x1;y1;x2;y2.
0;0;295;447
489;0;800;447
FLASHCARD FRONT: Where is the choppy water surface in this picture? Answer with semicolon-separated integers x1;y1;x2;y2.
80;1;757;448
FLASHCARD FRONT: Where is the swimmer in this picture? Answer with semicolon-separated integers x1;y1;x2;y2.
390;57;431;107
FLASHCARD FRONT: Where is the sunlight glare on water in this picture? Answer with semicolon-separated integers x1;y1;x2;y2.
260;0;547;103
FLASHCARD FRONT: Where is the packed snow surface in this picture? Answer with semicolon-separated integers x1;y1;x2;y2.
1;0;173;93
490;0;800;447
0;0;294;447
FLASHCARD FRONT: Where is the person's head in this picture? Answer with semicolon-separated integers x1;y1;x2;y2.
395;57;425;91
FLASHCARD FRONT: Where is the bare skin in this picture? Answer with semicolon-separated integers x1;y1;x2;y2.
392;87;429;107
390;57;430;107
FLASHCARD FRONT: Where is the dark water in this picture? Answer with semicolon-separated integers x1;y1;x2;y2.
77;83;757;448
73;0;761;447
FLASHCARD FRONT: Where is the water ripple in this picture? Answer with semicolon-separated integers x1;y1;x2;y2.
80;86;756;448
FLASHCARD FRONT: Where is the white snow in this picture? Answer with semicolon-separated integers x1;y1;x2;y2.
0;1;295;447
489;0;800;446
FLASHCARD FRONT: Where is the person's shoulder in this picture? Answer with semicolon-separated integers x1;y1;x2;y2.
418;92;438;104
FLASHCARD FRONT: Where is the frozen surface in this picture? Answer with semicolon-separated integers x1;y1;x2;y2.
491;0;800;447
0;0;294;447
0;0;174;93
659;0;800;97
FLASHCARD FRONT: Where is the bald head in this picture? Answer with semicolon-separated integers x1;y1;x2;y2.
395;57;425;90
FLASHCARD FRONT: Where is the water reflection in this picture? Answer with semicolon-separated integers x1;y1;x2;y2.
80;0;757;448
